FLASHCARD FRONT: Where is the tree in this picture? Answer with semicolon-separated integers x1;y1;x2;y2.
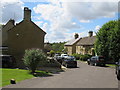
23;49;47;73
49;50;55;57
109;20;120;62
95;20;120;62
51;42;66;53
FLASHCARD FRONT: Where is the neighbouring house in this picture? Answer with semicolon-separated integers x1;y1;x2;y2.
76;31;96;55
2;20;15;47
64;33;81;55
1;7;46;68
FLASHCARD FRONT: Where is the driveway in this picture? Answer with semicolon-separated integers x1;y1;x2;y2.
3;61;119;88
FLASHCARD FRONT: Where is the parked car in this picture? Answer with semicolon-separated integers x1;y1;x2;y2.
115;59;120;80
62;56;77;68
61;54;69;59
87;56;105;66
0;55;15;68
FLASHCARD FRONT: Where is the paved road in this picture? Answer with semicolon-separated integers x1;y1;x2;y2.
4;61;118;88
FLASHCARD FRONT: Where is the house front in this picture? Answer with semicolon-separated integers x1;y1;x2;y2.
64;33;81;55
76;31;96;55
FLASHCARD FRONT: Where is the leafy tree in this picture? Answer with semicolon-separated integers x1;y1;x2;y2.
95;20;120;62
80;54;92;61
23;49;47;73
109;20;120;62
51;42;66;53
49;50;55;57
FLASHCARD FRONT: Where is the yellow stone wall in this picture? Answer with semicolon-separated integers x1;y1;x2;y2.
76;45;94;55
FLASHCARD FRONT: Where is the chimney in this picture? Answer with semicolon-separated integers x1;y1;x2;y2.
74;33;79;39
88;31;93;37
9;19;15;25
24;7;31;21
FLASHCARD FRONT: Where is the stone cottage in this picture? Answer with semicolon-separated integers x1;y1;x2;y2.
64;33;81;55
2;7;46;68
76;31;96;55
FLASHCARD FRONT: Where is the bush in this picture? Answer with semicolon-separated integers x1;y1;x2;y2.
23;49;47;73
72;53;92;61
49;50;55;57
80;54;92;61
72;53;81;60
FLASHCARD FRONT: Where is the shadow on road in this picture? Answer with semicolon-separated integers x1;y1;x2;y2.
32;71;53;77
68;67;80;69
38;67;65;74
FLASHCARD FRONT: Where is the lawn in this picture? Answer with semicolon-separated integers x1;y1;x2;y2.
106;64;116;68
1;68;51;87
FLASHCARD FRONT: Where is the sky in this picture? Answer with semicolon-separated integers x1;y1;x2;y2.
0;0;119;43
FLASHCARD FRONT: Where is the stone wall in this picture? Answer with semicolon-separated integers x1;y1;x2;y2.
8;20;45;68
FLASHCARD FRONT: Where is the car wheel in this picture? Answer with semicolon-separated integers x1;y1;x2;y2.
102;64;105;67
115;68;118;74
116;70;117;74
117;74;120;80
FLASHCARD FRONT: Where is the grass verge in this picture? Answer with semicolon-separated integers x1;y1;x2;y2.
1;68;52;87
106;64;116;68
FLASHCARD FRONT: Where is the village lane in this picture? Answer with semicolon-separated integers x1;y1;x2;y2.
3;61;118;88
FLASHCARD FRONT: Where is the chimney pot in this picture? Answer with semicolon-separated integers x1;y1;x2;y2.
24;7;31;21
74;33;79;39
88;31;93;37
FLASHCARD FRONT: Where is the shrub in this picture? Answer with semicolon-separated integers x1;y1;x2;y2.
49;50;55;57
80;54;92;61
23;49;47;73
72;53;81;60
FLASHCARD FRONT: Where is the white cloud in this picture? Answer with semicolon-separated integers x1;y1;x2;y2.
62;2;117;21
0;0;24;23
80;20;90;23
34;21;43;26
95;25;101;31
33;2;82;42
33;1;117;42
42;23;50;32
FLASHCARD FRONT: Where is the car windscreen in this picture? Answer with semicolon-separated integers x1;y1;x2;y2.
63;55;68;56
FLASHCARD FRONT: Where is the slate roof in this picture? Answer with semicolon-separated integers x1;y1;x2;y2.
64;38;81;46
8;20;46;34
76;36;96;46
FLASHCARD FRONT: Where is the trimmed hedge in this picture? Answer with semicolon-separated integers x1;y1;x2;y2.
72;53;92;61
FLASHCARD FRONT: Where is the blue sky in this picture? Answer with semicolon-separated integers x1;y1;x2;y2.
1;0;118;43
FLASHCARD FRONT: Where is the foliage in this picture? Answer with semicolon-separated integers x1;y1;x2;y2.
80;54;92;61
51;42;66;53
49;50;55;57
72;53;81;60
109;20;120;62
95;20;120;62
23;49;47;73
72;53;92;61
